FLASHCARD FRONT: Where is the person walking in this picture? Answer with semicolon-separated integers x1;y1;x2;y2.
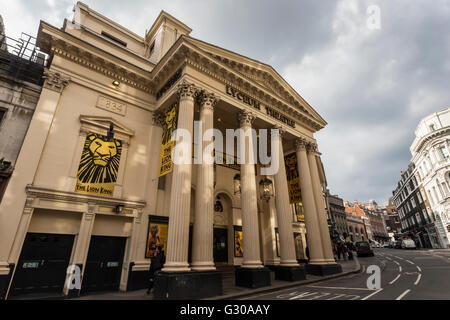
340;242;348;261
147;245;165;294
334;242;342;261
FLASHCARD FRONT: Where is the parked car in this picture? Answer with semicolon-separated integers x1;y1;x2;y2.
394;240;403;249
355;241;375;257
382;242;390;248
401;239;417;249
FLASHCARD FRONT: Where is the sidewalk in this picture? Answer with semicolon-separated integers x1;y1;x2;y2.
72;258;361;300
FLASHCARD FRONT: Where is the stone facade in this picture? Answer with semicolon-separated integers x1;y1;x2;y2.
0;2;338;299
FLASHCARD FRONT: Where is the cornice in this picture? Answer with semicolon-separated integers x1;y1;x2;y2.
26;185;146;209
413;126;450;153
38;22;325;132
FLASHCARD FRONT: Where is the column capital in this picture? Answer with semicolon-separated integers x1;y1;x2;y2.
294;138;308;151
152;111;165;127
176;80;200;100
237;110;256;127
198;91;219;110
272;126;286;139
43;69;70;93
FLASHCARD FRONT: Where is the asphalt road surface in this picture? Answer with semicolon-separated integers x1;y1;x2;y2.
241;248;450;300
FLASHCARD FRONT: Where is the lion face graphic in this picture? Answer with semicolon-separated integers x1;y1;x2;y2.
161;104;178;145
77;133;122;184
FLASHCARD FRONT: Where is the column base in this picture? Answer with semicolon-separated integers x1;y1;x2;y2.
306;263;342;276
273;265;306;282
0;263;14;300
235;267;271;289
153;270;222;300
126;262;149;291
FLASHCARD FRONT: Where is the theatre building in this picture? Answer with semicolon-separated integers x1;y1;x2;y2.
0;2;339;299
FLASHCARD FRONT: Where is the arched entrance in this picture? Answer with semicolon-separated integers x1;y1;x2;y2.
213;192;233;265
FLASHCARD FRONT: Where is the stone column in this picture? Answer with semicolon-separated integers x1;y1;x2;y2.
272;128;299;267
294;139;327;264
63;204;96;296
0;70;69;293
307;144;335;264
191;92;219;271
238;110;263;269
162;81;198;272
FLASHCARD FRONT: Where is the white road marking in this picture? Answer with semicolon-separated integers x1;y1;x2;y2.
385;256;392;260
395;289;411;300
393;261;400;266
389;274;401;284
406;260;414;265
393;256;404;260
307;285;370;291
414;273;422;285
361;288;383;300
399;266;402;272
327;294;346;300
416;266;422;272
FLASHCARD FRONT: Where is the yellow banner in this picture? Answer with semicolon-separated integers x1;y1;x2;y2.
284;152;302;204
158;103;178;177
75;132;122;197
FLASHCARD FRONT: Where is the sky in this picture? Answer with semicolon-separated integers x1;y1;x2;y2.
1;0;449;205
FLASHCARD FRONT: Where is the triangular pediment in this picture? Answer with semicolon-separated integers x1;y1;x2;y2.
183;37;327;127
79;115;135;137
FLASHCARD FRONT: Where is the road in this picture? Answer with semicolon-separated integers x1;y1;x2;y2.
241;248;450;300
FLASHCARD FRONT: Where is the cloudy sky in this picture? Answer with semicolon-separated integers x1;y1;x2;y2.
1;0;449;205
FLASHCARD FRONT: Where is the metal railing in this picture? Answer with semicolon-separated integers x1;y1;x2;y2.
0;32;49;85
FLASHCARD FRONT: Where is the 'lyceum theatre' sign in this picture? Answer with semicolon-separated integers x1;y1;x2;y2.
225;85;296;128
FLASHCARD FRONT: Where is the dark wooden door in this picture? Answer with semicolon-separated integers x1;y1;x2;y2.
213;228;228;263
10;233;74;296
82;236;126;293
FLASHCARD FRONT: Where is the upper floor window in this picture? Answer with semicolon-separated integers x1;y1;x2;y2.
411;197;416;208
149;40;155;55
101;31;127;47
439;146;449;159
429;124;435;132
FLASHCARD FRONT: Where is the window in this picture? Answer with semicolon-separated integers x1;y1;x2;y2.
157;175;166;190
411;197;416;208
417;192;423;203
149;40;155;55
101;31;127;47
440;146;449;159
0;108;5;125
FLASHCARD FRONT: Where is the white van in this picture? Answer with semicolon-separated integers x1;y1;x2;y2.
401;239;417;249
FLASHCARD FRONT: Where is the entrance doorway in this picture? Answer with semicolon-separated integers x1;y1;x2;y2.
10;233;75;297
82;236;126;293
213;228;228;263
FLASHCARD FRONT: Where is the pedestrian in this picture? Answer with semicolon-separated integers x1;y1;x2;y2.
147;245;165;294
334;242;342;261
341;242;348;261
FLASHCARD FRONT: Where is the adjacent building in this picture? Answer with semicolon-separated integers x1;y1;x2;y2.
344;201;369;242
0;2;339;300
325;191;348;242
0;19;47;201
409;107;450;248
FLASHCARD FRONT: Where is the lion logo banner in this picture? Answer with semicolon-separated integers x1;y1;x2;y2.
284;152;302;204
158;102;178;177
75;132;122;197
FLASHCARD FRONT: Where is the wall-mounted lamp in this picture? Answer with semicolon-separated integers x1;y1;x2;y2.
112;80;120;86
115;204;124;214
107;122;114;139
233;174;241;195
259;177;273;202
